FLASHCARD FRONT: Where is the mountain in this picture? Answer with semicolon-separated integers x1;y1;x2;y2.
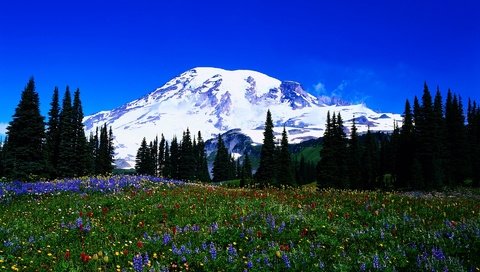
83;67;402;168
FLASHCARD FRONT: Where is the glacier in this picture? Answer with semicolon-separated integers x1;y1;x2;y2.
83;67;402;168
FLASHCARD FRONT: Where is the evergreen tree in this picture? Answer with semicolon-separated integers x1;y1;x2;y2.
170;137;180;179
158;134;166;176
240;153;253;187
179;129;196;180
212;134;229;182
317;111;336;188
45;87;61;178
361;128;378;189
95;124;114;175
277;127;294;187
57;87;76;177
163;142;171;178
317;112;348;188
195;131;210;182
72;88;88;176
254;110;277;187
135;138;151;175
151;136;159;176
348;116;362;189
397;100;415;189
5;78;46;180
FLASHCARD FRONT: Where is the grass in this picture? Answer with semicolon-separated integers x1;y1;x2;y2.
1;176;479;271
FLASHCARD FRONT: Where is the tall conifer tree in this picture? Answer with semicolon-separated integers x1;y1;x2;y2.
5;78;46;180
254;110;276;187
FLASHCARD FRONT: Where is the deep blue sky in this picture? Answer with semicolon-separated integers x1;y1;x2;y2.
1;0;479;134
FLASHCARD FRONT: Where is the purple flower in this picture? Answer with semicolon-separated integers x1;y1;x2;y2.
162;233;171;245
373;255;380;269
432;247;446;261
209;242;217;260
282;253;291;269
133;254;143;272
360;263;366;271
247;261;253;269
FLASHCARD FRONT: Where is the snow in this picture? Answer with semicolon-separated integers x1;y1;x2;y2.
84;67;401;168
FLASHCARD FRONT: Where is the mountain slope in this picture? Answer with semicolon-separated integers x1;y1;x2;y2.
83;67;402;168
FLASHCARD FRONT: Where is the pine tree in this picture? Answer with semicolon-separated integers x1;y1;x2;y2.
397;100;415;189
195;131;210;182
5;78;46;180
45;87;61;178
240;153;253;187
158;134;166;176
361;128;378;189
170;137;180;179
212;134;229;182
72;88;88;176
163;142;171;178
277;127;294;187
348;116;362;189
254;110;276;187
57;87;76;177
179;129;196;181
150;136;159;176
317;111;336;188
135;137;151;175
95;124;114;175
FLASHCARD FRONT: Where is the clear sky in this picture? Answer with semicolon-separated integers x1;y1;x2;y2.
1;0;479;135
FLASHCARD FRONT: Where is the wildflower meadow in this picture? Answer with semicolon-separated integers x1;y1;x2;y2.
1;176;479;271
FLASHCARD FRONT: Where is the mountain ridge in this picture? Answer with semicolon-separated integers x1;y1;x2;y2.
83;67;402;168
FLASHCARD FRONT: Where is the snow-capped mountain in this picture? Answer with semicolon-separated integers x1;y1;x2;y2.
83;67;402;168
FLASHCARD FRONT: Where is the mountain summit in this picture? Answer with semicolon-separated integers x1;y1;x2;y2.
84;67;401;168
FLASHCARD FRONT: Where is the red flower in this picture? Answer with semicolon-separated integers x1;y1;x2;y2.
138;221;145;228
172;226;177;235
300;228;308;237
87;211;93;218
137;240;144;249
123;249;129;255
80;252;90;263
256;231;262;238
280;244;290;251
64;249;71;260
102;207;109;215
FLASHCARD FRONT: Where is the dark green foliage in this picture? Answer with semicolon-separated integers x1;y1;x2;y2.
4;78;46;180
361;128;378;189
158;135;166;176
170;137;180;179
240;153;253;187
194;132;210;182
348;116;362;189
72;88;88;176
277;127;294;186
57;87;76;177
135;137;154;175
255;110;277;187
317;112;348;189
179;129;196;180
212;134;230;182
94;124;115;175
45;87;61;177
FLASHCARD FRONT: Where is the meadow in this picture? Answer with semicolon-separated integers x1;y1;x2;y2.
1;176;479;271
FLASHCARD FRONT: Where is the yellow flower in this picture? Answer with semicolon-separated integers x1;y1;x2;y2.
103;256;109;263
98;251;103;257
276;251;282;258
92;254;99;261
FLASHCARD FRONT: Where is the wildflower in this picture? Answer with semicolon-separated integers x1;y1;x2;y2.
64;249;71;260
209;242;217;260
432;247;446;261
163;233;172;245
373;255;380;269
247;260;253;269
360;263;366;271
133;254;143;272
137;240;144;249
282;253;291;269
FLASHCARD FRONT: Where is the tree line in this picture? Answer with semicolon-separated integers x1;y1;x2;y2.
0;78;115;181
317;83;480;190
135;129;211;182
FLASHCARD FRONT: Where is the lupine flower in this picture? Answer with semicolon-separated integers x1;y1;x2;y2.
282;253;291;269
432;247;446;261
163;233;171;245
373;255;380;269
133;254;143;272
209;242;217;260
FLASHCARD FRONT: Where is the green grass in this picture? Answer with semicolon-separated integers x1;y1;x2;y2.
1;177;479;271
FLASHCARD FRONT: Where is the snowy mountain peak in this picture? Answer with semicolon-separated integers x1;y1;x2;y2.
84;67;402;168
